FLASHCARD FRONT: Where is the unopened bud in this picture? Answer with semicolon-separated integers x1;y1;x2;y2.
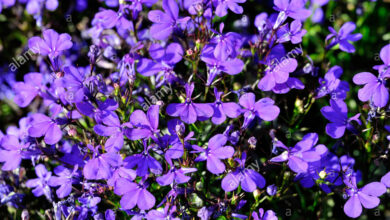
248;136;257;149
253;189;261;199
186;48;194;56
68;128;77;136
175;124;185;137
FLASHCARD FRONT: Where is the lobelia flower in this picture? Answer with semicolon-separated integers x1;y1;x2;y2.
60;66;91;104
48;165;79;198
28;113;62;145
94;112;129;152
0;135;34;171
129;0;158;18
13;72;44;107
164;119;196;163
381;171;390;188
294;152;347;194
210;23;242;61
221;152;266;192
343;176;386;218
252;208;278;220
166;83;214;124
148;0;190;40
125;105;160;141
105;209;116;220
326;22;362;53
123;141;163;177
270;133;327;173
211;88;242;125
76;195;101;219
239;93;280;128
258;58;298;91
26;164;52;200
25;0;58;15
321;99;361;139
83;145;122;180
266;184;277;196
353;71;390;108
147;205;179;220
317;66;349;100
272;77;305;94
374;44;390;74
0;0;15;13
214;0;246;17
137;43;183;87
192;134;234;175
273;0;311;29
309;0;329;23
276;20;307;44
156;160;197;186
28;29;72;60
114;177;155;210
107;165;137;187
201;44;244;86
76;98;118;124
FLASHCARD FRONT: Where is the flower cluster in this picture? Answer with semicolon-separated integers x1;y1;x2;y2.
1;0;390;219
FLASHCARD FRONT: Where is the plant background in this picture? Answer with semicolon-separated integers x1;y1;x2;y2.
1;0;390;219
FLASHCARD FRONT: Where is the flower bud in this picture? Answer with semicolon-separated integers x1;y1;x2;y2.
248;136;257;149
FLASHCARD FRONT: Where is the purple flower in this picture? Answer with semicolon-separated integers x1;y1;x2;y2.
147;205;179;219
13;72;43;107
343;176;386;218
26;0;58;15
381;171;390;188
28;113;62;145
0;0;15;13
83;145;122;180
210;23;242;61
126;105;160;141
221;152;266;192
28;29;72;59
137;43;183;87
124;142;163;177
201;44;244;86
317;66;349;100
48;165;79;198
60;66;89;104
192;134;234;175
26;164;52;200
277;20;307;44
211;88;242;125
321;99;361;139
129;0;157;17
272;77;304;94
252;208;278;220
76;98;118;124
270;133;326;173
148;0;190;40
214;0;246;17
326;22;362;53
94;113;128;152
374;44;390;74
0;135;31;171
156;164;197;186
114;178;155;210
266;184;277;196
163;119;197;163
239;93;280;128
166;83;214;124
353;71;389;107
273;0;311;29
258;58;298;91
